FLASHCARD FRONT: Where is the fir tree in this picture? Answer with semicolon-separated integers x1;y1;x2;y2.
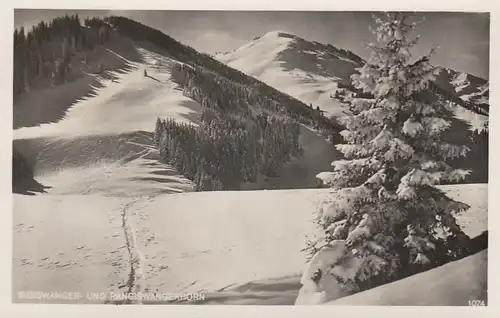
154;117;162;146
298;12;472;304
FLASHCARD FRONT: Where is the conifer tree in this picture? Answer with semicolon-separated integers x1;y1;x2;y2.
298;12;472;304
154;117;162;146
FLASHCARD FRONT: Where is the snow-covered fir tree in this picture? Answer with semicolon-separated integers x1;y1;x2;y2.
297;12;473;304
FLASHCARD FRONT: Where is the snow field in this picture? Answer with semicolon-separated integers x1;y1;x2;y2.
13;195;129;302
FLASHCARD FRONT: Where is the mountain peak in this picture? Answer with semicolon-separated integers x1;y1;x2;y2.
261;30;296;39
249;31;297;43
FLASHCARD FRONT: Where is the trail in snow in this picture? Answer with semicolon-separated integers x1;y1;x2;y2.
119;183;180;304
120;198;147;304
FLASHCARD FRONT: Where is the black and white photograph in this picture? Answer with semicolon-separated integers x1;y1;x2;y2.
10;7;490;308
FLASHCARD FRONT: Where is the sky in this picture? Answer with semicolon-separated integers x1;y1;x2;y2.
14;10;490;79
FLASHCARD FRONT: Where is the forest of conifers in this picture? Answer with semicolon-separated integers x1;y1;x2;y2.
154;62;303;190
13;15;113;96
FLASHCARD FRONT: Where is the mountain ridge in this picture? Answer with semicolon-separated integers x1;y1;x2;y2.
218;29;489;128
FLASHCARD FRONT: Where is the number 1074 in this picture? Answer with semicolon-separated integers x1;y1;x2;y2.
468;300;486;306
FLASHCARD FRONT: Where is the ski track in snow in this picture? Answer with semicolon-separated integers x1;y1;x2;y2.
121;197;149;304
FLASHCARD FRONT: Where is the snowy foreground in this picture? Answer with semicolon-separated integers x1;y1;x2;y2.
13;184;487;305
13;189;326;303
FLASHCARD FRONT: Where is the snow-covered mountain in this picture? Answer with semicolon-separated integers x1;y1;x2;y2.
217;31;489;130
217;31;363;119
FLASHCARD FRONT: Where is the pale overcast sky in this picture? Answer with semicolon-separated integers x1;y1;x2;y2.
14;10;490;79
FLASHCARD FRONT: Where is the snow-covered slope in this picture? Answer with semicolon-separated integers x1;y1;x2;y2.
217;31;363;119
15;49;199;140
14;42;343;195
14;48;199;197
328;249;487;306
12;46;200;301
13;195;130;299
13;184;487;304
12;189;327;303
